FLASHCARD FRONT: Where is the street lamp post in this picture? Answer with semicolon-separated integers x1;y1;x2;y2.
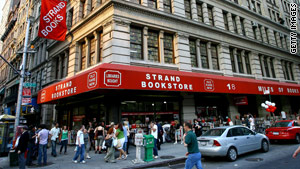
13;2;32;140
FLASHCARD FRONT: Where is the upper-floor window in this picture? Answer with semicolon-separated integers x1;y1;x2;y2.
270;58;276;78
164;33;174;64
189;39;197;67
257;3;262;14
240;18;246;36
200;42;208;69
130;26;143;60
251;0;256;12
148;30;159;62
129;0;141;4
252;26;257;39
90;37;96;66
265;27;270;43
211;44;219;70
148;0;157;9
81;0;86;18
208;6;214;26
80;42;87;70
258;25;263;42
184;0;192;19
229;48;236;72
236;50;244;73
223;11;229;31
274;31;278;46
232;15;238;33
245;52;251;74
163;0;172;13
263;56;270;77
197;3;203;22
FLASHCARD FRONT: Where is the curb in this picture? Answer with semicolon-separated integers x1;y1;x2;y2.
123;156;187;169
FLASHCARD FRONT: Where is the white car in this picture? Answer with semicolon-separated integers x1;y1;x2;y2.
198;126;269;161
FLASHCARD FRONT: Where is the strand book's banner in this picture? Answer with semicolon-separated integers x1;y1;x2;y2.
38;0;67;41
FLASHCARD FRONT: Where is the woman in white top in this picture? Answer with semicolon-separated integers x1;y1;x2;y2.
249;115;255;131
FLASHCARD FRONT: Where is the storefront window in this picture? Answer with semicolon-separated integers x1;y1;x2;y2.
164;33;174;64
121;100;179;125
148;30;159;62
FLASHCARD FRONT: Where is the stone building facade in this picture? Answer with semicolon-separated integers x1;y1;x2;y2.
2;0;300;126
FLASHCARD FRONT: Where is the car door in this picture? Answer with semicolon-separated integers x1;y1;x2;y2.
241;127;259;151
226;127;247;154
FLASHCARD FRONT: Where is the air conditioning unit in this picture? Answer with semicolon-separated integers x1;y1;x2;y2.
279;33;284;37
252;21;258;27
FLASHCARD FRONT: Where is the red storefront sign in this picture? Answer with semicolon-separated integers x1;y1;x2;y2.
22;98;31;104
234;96;249;105
38;63;300;104
73;115;85;122
38;0;67;41
22;88;31;97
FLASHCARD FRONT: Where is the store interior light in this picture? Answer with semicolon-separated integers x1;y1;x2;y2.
163;101;167;104
152;103;155;106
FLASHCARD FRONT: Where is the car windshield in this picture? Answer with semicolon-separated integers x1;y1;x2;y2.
202;129;226;136
273;122;292;127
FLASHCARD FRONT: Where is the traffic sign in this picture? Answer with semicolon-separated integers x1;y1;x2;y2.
22;88;31;96
16;80;37;87
22;98;31;105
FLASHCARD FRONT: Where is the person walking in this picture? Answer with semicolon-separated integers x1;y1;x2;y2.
37;124;49;166
94;123;105;154
249;115;255;131
193;119;202;137
50;123;60;157
174;123;183;144
73;125;86;164
157;121;163;150
16;126;29;169
26;126;36;166
122;122;129;155
123;121;131;154
183;122;203;169
115;123;127;160
150;121;158;159
83;129;91;159
104;124;116;163
59;125;68;155
87;122;95;151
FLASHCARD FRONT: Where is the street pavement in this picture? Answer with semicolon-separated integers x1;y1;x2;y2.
1;142;300;169
156;143;300;169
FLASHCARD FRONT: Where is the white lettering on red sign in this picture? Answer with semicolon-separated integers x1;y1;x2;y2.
204;79;215;91
52;80;77;99
287;88;299;93
104;70;122;87
22;98;31;104
258;86;274;93
141;73;193;91
41;90;46;103
22;88;31;97
87;71;97;89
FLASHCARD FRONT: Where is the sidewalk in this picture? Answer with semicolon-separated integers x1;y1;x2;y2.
0;143;187;169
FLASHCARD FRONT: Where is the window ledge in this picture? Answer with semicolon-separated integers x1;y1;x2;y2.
192;67;224;75
262;77;280;82
130;59;178;70
233;73;256;79
281;80;298;84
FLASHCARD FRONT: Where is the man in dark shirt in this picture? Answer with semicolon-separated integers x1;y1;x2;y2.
26;126;36;166
183;122;203;169
16;126;30;169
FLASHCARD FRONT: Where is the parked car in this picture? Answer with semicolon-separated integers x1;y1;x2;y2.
198;126;269;161
265;120;300;143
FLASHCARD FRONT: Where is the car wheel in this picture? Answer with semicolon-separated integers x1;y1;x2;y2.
261;139;269;152
227;147;237;162
295;134;300;144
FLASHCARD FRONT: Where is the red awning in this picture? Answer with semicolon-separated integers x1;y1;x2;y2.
38;63;300;104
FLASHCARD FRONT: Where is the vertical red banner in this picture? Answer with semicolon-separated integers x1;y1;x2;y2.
38;0;67;41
